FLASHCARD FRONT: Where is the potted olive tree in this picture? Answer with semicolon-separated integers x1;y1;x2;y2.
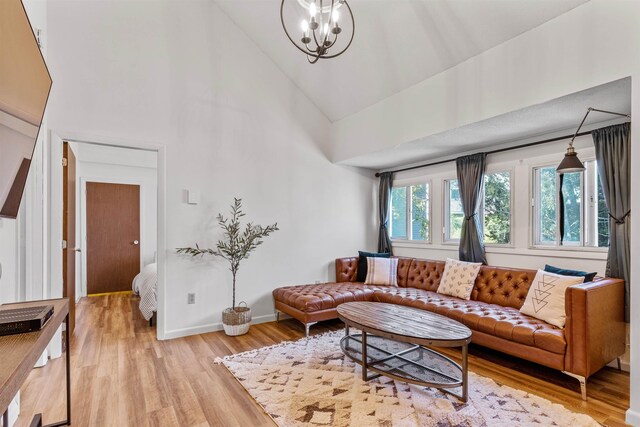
177;198;278;336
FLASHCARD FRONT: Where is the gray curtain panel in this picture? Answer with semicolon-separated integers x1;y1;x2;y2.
456;153;488;264
593;122;631;321
377;172;393;254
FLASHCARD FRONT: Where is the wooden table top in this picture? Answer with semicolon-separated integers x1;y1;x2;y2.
337;301;471;344
0;298;69;413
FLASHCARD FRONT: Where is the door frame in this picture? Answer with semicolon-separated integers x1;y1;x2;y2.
79;177;148;298
48;130;167;340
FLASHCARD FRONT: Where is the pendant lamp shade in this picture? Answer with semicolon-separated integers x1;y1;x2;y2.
556;146;585;174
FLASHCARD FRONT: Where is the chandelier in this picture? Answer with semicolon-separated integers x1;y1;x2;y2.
280;0;355;64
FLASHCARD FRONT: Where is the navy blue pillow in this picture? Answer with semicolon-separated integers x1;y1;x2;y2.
544;264;597;283
356;251;390;282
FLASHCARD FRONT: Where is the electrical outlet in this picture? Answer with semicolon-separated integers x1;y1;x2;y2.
315;280;321;284
187;293;195;304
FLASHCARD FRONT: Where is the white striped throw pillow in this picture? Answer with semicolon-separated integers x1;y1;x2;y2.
364;257;398;286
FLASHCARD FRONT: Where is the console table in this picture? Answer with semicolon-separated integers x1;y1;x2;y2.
0;298;71;427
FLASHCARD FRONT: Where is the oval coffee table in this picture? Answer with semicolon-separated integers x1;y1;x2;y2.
337;301;472;402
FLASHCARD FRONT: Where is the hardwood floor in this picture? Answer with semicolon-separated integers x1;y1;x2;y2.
15;294;629;426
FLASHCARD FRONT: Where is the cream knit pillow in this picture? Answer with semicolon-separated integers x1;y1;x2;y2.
436;258;482;300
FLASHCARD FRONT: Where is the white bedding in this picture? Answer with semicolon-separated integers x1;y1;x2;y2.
132;262;157;321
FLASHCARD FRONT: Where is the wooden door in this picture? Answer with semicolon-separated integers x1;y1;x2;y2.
86;182;140;294
62;142;76;333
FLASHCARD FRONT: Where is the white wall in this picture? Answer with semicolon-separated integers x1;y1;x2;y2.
70;142;158;297
630;68;640;427
46;0;376;339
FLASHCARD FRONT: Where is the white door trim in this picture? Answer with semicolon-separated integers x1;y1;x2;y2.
48;130;167;340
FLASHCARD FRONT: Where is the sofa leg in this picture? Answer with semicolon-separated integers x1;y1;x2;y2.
275;311;280;323
304;322;317;337
617;357;622;371
563;371;587;400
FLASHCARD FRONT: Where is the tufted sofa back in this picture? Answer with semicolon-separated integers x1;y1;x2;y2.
403;259;445;291
335;257;358;282
395;257;414;287
472;265;536;309
336;256;537;310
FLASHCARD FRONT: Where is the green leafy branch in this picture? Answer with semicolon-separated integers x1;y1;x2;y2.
177;198;279;308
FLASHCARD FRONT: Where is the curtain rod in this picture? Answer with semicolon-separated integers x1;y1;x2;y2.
374;120;633;178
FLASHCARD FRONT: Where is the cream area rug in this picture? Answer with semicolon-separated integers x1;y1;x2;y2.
216;330;599;427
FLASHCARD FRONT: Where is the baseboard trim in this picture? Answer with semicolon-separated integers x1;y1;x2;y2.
626;408;640;426
162;313;277;340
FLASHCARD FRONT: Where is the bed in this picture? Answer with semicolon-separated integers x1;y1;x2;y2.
132;262;157;325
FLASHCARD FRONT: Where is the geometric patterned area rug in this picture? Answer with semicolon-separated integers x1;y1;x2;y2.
216;330;599;427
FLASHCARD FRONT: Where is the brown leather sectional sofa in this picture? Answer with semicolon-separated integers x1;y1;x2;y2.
272;256;626;400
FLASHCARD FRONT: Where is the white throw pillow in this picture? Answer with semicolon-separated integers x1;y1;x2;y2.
364;257;398;286
520;270;584;328
436;258;482;300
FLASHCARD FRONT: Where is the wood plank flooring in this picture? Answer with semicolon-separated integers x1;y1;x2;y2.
14;294;629;426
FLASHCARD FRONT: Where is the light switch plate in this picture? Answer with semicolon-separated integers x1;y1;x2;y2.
187;190;200;205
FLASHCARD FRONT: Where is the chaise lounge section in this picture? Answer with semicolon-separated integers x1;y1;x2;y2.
272;256;626;399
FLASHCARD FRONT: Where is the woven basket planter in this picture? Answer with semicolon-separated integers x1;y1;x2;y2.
222;303;252;336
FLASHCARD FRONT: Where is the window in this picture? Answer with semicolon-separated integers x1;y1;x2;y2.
445;172;512;244
532;161;608;248
586;160;610;247
390;183;430;241
444;179;463;241
390;187;407;239
483;171;512;245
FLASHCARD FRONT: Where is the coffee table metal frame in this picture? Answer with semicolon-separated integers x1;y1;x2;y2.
338;311;471;402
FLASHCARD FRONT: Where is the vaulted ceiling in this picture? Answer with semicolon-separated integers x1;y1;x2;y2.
215;0;589;122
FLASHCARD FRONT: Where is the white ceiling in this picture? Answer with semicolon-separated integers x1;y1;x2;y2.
215;0;589;122
339;77;631;169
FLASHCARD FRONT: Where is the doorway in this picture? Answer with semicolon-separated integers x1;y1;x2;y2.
61;140;158;331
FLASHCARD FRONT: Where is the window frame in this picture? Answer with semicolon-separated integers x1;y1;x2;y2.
530;158;607;251
482;169;515;247
389;181;432;244
442;178;461;244
584;159;608;248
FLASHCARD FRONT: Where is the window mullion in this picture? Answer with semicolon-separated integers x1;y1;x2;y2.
555;173;561;247
406;186;412;241
530;169;542;245
443;181;449;241
580;170;586;246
